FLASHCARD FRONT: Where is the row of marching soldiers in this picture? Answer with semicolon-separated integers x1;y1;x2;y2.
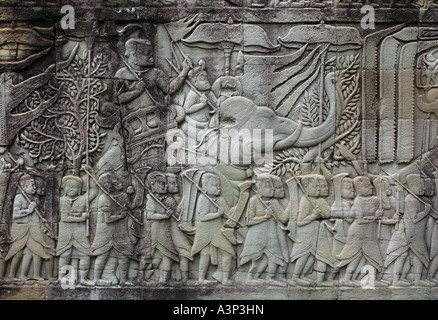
3;162;438;288
238;165;438;288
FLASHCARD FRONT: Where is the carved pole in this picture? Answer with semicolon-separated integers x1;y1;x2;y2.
426;156;438;172
424;113;431;155
395;174;402;218
284;175;299;242
105;36;158;105
165;58;217;111
16;184;56;240
377;178;383;238
181;171;220;209
81;166;143;225
382;169;438;215
331;173;349;214
85;46;92;238
318;52;326;161
250;186;283;222
223;181;252;229
130;171;181;222
288;169;317;209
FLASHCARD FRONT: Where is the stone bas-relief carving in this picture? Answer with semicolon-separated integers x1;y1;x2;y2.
2;2;438;300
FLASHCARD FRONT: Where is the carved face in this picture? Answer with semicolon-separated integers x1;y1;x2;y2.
257;177;274;198
355;177;373;197
318;177;329;197
382;179;392;196
341;179;355;199
152;176;167;194
192;72;211;91
112;177;124;192
64;180;81;198
272;178;285;198
204;175;220;196
303;177;320;197
125;42;154;68
166;175;179;194
103;174;123;193
21;179;36;196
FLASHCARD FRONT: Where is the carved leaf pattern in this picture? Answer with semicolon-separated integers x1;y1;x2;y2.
18;51;107;170
333;54;361;167
269;147;309;177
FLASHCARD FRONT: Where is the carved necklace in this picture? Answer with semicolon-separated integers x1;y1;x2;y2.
64;195;79;204
132;67;152;77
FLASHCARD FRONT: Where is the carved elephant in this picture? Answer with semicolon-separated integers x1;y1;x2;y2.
218;71;337;163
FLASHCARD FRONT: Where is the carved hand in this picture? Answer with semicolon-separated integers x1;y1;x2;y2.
314;207;321;217
28;201;37;213
182;57;193;73
136;80;146;91
265;207;273;218
165;208;174;218
425;203;432;214
200;94;208;107
376;209;384;218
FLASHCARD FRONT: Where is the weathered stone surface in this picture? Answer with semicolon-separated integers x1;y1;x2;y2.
0;0;437;301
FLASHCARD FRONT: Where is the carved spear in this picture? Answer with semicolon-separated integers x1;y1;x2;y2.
85;44;92;238
105;36;158;106
165;58;217;112
288;169;318;210
130;171;180;222
381;169;438;215
377;178;383;238
425;156;438;172
181;171;219;209
81;166;143;225
16;184;56;240
250;186;284;222
317;51;326;160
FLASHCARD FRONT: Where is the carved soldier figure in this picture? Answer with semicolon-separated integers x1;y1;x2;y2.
385;174;435;287
145;171;179;285
56;175;98;286
239;174;289;286
336;176;384;287
191;173;235;285
322;174;355;284
115;37;192;117
182;59;217;145
134;191;153;285
164;173;193;284
370;177;393;255
33;177;57;280
314;173;349;287
92;172;136;286
5;174;51;280
289;174;330;286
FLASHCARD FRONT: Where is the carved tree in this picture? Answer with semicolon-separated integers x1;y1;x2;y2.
17;50;107;173
270;88;330;177
333;54;361;167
